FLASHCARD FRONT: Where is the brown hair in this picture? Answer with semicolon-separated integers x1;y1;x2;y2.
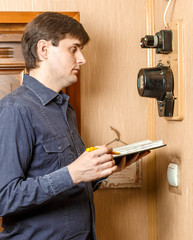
21;12;90;72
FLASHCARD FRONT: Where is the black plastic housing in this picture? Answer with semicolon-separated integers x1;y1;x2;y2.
140;30;172;54
137;64;175;117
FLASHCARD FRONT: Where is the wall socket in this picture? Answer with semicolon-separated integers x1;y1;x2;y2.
157;20;184;121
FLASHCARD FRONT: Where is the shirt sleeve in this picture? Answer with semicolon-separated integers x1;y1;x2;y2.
0;104;74;217
92;179;106;191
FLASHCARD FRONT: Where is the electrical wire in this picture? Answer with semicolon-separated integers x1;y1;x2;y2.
163;0;172;29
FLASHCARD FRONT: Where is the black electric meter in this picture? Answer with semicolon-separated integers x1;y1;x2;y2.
137;64;175;117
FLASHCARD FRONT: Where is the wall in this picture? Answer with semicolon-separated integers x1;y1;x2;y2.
154;0;193;239
80;3;149;240
0;1;149;240
1;1;193;240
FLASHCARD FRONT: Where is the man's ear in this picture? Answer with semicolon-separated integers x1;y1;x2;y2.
36;40;49;61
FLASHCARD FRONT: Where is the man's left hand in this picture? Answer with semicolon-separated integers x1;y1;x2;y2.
114;150;151;172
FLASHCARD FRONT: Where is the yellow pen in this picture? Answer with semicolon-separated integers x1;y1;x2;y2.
86;147;120;155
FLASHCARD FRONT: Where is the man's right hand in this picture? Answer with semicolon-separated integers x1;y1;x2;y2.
67;146;117;184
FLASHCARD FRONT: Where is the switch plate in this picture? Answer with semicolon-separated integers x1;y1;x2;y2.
167;163;178;187
158;20;184;120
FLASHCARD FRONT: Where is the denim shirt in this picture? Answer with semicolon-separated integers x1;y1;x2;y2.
0;75;97;240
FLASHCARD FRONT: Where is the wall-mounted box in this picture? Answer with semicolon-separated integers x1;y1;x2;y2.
158;20;184;121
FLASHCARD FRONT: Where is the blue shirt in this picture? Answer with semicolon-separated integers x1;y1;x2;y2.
0;74;98;240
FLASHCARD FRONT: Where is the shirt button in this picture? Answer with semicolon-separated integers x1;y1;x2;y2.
58;146;62;151
56;96;60;100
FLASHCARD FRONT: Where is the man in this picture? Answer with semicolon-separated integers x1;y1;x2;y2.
0;12;148;239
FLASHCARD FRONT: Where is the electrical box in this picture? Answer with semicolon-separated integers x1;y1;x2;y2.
138;20;184;120
158;20;184;120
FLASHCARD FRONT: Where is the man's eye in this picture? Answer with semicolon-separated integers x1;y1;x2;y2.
71;47;77;53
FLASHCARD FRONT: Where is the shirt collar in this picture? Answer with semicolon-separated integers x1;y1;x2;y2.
23;74;69;106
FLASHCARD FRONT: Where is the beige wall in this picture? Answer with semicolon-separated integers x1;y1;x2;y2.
1;0;192;240
154;0;193;240
80;2;149;240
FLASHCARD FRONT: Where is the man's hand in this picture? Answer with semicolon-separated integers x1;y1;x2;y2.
68;146;117;184
115;150;151;172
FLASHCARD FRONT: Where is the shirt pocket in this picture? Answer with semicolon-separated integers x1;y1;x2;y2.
42;137;75;172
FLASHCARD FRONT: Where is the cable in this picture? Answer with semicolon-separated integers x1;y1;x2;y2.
163;0;172;29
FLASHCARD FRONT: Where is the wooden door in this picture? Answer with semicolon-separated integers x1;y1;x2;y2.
0;11;81;232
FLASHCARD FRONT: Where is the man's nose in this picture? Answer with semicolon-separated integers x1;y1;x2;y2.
76;51;86;65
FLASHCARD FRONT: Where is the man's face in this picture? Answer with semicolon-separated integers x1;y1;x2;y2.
46;37;86;91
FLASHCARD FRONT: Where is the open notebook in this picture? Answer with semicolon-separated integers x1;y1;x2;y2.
113;139;166;158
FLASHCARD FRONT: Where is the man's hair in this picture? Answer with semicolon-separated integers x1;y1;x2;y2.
21;12;90;72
